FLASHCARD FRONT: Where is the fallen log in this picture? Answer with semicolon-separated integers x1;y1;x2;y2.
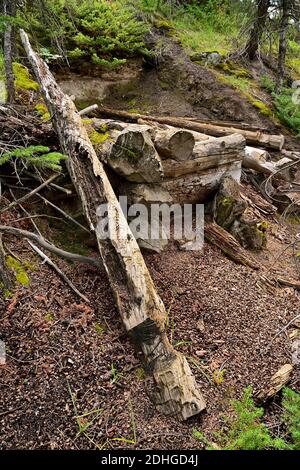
98;107;285;150
92;122;164;183
243;146;275;175
162;160;242;204
21;30;206;420
162;134;245;178
205;222;259;270
92;117;197;162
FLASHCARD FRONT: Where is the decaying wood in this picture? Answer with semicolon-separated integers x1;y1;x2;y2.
277;277;300;290
152;128;195;161
243;146;276;175
162;161;242;204
21;30;206;420
78;104;98;116
98;107;285;150
162;134;245;178
257;364;293;399
205;222;259;270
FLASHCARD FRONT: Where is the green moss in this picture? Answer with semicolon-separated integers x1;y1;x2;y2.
6;255;30;287
90;129;110;145
0;282;13;299
128;108;140;114
250;99;273;117
13;62;39;92
35;103;50;121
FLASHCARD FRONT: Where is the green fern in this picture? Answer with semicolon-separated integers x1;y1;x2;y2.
0;145;67;171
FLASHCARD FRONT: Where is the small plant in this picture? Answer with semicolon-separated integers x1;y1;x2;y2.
0;145;67;171
273;87;300;136
260;74;276;93
281;387;300;450
67;381;103;448
194;386;288;450
110;363;123;384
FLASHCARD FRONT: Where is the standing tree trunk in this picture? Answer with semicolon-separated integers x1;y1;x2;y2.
2;0;16;103
20;30;206;421
245;0;270;60
276;0;291;93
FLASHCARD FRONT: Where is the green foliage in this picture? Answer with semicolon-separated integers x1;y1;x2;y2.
194;386;288;450
0;145;67;172
273;87;300;136
260;74;276;93
282;387;300;450
28;0;150;68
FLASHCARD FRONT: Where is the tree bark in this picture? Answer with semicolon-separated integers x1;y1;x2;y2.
98;107;285;150
205;222;259;270
20;30;206;420
2;0;15;103
276;0;291;93
245;0;270;61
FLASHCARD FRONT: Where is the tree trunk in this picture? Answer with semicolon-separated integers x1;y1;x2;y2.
245;0;270;61
276;0;291;93
2;0;15;103
99;108;285;150
20;30;206;421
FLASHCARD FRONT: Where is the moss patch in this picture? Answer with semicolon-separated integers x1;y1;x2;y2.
13;63;39;92
6;255;30;287
35;103;50;121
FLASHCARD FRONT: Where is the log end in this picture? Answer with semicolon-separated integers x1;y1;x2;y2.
151;352;206;421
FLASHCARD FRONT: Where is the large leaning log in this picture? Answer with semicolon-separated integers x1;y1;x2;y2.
20;30;206;420
98;107;285;150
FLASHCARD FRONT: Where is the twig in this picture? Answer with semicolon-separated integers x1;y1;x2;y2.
28;240;90;303
266;313;300;349
78;104;98;116
0;173;58;214
0;225;101;268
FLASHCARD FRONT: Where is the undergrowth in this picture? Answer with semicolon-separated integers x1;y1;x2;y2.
194;386;300;450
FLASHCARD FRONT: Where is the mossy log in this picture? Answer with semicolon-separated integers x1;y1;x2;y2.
98;107;285;150
21;30;206;420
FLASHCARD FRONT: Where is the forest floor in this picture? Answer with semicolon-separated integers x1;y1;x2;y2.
1;30;300;450
0;188;299;449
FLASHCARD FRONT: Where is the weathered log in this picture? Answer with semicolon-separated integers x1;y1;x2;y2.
162;160;242;204
98;107;285;150
205;222;259;270
243;146;275;175
21;30;206;420
162;134;245;178
257;364;293;399
92;117;197;161
87;120;163;183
